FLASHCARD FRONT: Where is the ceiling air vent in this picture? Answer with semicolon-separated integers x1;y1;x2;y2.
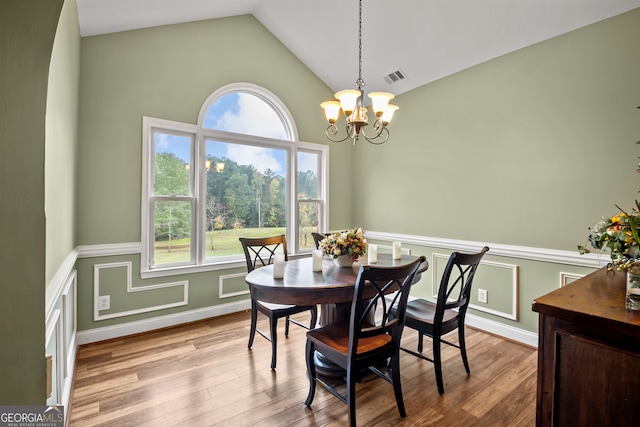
384;69;407;85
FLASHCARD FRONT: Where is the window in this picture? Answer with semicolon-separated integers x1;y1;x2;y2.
298;150;323;251
142;84;328;275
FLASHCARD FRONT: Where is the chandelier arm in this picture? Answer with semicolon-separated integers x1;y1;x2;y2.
360;125;390;145
359;118;384;139
325;124;354;143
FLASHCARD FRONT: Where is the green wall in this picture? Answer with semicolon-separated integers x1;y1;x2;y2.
74;10;640;338
46;0;80;284
354;9;640;332
75;15;355;332
0;0;64;404
353;9;640;334
355;9;640;251
77;15;354;246
6;1;638;406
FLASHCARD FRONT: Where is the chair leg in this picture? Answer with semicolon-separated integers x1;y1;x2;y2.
284;315;290;337
248;299;258;349
270;317;278;370
417;331;424;353
309;306;318;329
390;352;406;419
304;340;316;407
458;325;470;374
346;366;357;427
433;337;445;394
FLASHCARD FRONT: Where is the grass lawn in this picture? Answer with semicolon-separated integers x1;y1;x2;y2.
154;227;316;264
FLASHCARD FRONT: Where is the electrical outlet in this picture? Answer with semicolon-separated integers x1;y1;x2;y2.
478;289;488;304
99;295;110;311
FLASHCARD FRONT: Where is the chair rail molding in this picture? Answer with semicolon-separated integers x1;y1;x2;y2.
365;231;606;268
77;242;142;258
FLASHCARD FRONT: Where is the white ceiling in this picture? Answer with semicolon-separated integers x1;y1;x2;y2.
76;0;640;96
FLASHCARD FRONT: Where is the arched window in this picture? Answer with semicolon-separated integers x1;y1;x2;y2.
200;84;295;140
141;84;327;275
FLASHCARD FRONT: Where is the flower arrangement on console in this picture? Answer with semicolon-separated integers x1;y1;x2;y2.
319;228;367;261
579;130;640;270
578;202;640;270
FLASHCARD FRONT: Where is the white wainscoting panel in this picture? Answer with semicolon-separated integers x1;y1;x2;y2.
431;253;519;321
560;271;586;287
93;261;188;321
219;272;250;299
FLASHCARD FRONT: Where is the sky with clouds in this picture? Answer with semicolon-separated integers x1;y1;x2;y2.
157;91;317;176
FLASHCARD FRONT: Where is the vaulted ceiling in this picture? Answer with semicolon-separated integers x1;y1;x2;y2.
76;0;640;96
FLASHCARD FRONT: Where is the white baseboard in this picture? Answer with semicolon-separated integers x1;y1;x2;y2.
466;313;538;347
76;298;538;350
76;299;251;345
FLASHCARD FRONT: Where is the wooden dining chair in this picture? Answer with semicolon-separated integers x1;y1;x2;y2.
240;235;318;370
311;232;328;249
304;256;426;427
397;246;489;394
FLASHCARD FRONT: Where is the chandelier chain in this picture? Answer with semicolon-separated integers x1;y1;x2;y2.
357;0;364;89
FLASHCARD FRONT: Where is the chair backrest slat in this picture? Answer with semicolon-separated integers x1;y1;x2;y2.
239;235;288;272
311;232;328;249
347;257;426;359
436;247;489;319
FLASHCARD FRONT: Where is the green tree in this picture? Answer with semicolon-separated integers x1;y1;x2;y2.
154;153;191;242
252;171;265;228
298;193;318;247
297;170;318;198
154;152;189;196
155;201;190;249
268;176;286;227
205;197;225;250
225;172;252;225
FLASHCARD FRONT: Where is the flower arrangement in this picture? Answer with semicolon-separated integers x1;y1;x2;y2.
579;124;640;270
578;202;640;270
319;228;367;261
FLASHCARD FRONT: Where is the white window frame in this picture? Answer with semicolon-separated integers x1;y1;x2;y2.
295;145;327;250
141;84;328;278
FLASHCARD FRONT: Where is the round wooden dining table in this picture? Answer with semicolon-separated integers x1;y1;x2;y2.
244;253;429;376
245;253;428;323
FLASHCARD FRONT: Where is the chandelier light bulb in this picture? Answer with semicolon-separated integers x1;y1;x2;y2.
320;101;341;124
368;92;394;117
381;104;399;125
335;90;361;117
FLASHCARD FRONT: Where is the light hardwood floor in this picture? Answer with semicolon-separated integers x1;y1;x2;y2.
69;310;537;426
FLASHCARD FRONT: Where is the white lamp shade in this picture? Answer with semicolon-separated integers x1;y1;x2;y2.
368;92;394;117
335;90;360;116
320;101;341;124
381;104;399;125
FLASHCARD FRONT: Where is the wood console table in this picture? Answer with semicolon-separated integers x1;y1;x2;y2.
532;267;640;426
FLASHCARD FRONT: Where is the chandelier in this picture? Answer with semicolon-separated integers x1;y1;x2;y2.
320;0;398;145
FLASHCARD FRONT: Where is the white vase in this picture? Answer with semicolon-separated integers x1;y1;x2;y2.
333;254;353;268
